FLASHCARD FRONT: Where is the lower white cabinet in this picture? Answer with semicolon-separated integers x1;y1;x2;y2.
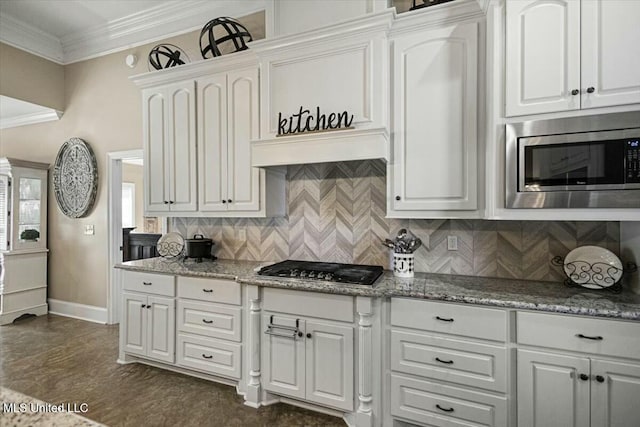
122;291;175;364
388;298;510;427
262;313;354;412
517;311;640;427
175;277;243;379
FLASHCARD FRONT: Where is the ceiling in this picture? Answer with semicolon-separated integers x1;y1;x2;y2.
0;0;267;64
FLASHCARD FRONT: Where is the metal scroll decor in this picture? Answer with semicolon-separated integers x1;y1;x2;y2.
551;256;638;294
53;137;98;218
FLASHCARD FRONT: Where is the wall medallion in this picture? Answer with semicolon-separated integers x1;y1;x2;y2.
53;137;98;218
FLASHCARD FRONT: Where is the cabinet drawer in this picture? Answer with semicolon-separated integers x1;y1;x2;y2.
176;333;241;379
263;288;353;323
391;330;507;393
123;271;175;297
177;300;241;342
391;374;507;427
391;298;507;342
177;276;241;305
517;311;640;360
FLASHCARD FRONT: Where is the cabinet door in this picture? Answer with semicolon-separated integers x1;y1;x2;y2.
261;314;306;400
166;81;197;212
391;22;478;212
147;295;175;363
506;0;581;116
517;349;590;427
305;320;354;411
591;359;640;427
142;88;170;213
581;0;640;109
227;68;260;212
122;292;147;357
197;74;228;212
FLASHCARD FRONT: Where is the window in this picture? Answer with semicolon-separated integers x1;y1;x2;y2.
122;183;136;228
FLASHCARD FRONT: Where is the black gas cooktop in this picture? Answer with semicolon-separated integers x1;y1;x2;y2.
257;260;383;286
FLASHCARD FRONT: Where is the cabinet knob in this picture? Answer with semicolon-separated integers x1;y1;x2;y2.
227;199;232;203
298;331;303;338
395;196;401;201
169;201;174;204
587;87;595;94
306;333;312;339
222;200;227;204
163;201;169;204
596;375;605;383
141;304;147;309
579;373;589;381
571;89;579;96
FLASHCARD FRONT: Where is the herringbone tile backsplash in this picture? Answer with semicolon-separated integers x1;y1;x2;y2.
172;160;620;282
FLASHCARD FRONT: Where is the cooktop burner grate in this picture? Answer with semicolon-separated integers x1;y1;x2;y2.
257;260;383;286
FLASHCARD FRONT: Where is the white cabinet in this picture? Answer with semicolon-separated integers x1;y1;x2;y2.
262;314;354;411
388;298;509;427
122;291;175;364
517;312;640;427
389;20;479;216
518;350;640;427
0;158;49;325
143;80;197;214
197;68;260;213
175;277;243;379
121;271;176;364
506;0;640;116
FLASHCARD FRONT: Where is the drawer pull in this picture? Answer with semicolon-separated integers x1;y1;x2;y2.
577;333;603;341
435;357;454;365
202;289;213;293
436;316;454;322
436;404;454;413
202;319;213;324
143;282;152;286
202;354;213;359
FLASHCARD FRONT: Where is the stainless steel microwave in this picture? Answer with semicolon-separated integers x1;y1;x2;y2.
506;112;640;209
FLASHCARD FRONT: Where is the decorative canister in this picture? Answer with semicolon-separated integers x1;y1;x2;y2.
393;252;414;278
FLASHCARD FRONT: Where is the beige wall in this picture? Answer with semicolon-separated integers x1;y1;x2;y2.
0;12;264;308
0;42;65;111
122;163;144;232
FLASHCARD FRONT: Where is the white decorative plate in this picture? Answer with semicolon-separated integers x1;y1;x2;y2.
563;245;623;289
156;232;185;258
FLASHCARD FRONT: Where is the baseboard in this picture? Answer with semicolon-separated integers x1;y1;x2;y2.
0;304;48;325
48;299;107;324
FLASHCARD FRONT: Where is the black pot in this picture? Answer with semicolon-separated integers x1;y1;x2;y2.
184;234;214;262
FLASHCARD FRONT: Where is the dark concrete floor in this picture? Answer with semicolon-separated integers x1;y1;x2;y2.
0;314;345;427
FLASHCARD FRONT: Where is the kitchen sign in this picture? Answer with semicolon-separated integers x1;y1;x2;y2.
277;106;354;136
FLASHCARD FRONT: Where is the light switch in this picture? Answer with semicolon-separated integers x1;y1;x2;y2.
84;225;95;235
447;235;458;251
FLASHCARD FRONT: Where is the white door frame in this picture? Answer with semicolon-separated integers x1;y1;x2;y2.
106;149;144;325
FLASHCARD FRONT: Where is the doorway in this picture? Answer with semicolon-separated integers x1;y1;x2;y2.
106;149;166;325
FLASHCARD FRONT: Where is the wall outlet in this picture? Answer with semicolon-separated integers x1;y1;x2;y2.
84;225;95;235
447;235;458;251
237;229;247;241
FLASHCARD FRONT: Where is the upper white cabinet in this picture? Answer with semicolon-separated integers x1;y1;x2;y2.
197;68;261;213
143;81;197;214
506;0;640;117
388;19;480;216
134;54;286;218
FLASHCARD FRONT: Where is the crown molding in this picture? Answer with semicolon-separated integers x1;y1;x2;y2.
61;0;267;64
0;109;63;130
0;14;64;64
0;0;266;65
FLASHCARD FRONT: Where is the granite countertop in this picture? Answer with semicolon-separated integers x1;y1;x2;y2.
116;258;640;321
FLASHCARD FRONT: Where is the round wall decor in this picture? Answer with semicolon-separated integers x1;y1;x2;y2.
53;137;98;218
